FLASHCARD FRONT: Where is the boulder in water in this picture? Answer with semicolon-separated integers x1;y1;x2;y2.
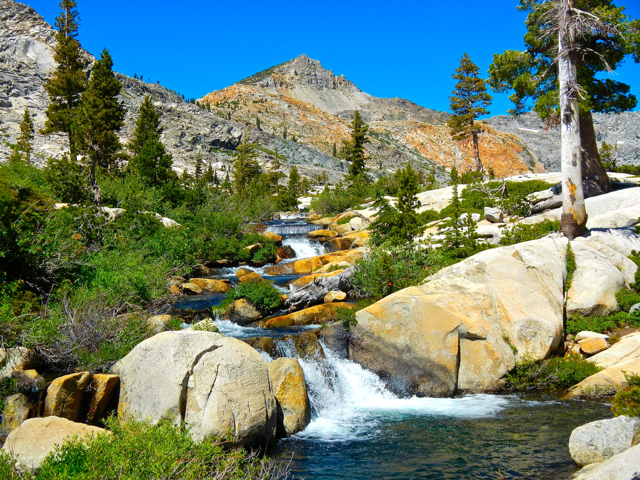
325;291;347;303
112;330;278;447
350;237;568;396
239;272;263;284
265;303;355;328
287;267;354;311
276;245;296;262
227;298;263;325
571;443;640;480
324;237;353;253
308;229;338;239
268;358;311;437
261;231;283;244
235;267;254;277
569;415;640;467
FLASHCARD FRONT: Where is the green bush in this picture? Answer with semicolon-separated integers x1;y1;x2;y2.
352;244;436;300
229;280;283;313
501;220;560;246
611;373;640;417
0;418;290;479
505;353;602;390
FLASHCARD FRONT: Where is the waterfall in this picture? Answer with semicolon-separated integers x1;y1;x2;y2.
266;223;324;235
282;236;325;259
275;340;512;442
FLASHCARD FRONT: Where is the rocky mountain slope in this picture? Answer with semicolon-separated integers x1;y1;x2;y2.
487;111;640;172
0;0;345;181
1;0;639;183
201;54;544;178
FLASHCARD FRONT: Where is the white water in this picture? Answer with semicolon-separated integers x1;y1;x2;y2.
214;320;320;339
276;340;512;443
282;236;325;259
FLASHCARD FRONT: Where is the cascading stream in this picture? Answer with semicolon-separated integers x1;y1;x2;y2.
275;339;512;443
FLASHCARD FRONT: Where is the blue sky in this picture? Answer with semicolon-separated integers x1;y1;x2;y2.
20;0;640;116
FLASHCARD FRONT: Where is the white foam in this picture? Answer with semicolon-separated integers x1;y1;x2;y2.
289;345;512;443
282;236;325;259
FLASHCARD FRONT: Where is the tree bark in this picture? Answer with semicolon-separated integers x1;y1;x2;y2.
580;110;612;195
472;131;483;172
559;17;587;240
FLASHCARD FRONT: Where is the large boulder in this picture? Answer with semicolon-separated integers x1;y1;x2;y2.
265;303;355;328
566;241;625;317
264;249;364;276
565;333;640;398
268;358;311;437
43;372;92;422
112;330;277;446
225;298;263;325
188;278;231;294
569;416;640;467
351;237;567;396
572;443;640;480
1;417;105;471
86;374;119;426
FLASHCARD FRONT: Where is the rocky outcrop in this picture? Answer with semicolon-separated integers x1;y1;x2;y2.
569;416;640;467
350;237;567;396
286;267;354;311
1;417;105;471
43;372;91;422
566;241;626;317
486;111;640;172
565;332;640;398
264;249;364;276
112;331;278;446
86;374;119;426
268;358;311;437
571;443;640;480
265;303;355;328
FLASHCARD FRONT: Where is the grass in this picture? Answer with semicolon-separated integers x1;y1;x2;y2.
505;354;602;391
0;418;290;479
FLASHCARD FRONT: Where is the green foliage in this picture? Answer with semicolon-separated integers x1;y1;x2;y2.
77;49;125;183
41;0;88;157
489;1;640;118
616;287;640;313
505;354;602;390
352;244;437;300
448;53;492;171
611;373;640;417
9;109;35;165
311;182;372;216
370;163;423;246
336;306;357;331
229;280;283;313
44;155;88;204
566;312;640;335
127;96;175;188
343;110;369;180
501;220;560;246
5;417;289;480
0;377;18;412
566;243;576;290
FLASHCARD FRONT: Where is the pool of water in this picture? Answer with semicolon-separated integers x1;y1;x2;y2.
267;348;612;480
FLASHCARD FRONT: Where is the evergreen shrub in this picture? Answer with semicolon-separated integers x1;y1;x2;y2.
505;354;602;390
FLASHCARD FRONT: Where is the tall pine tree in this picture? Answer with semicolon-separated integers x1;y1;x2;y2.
77;49;126;205
342;110;369;180
127;96;174;187
9;109;35;164
232;139;260;196
447;54;492;172
42;0;88;159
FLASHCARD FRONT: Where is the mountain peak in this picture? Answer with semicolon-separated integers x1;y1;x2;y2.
236;54;359;93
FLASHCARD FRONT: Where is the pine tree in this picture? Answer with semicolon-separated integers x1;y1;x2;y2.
256;116;261;130
202;162;214;183
127;96;174;187
395;163;422;243
10;109;35;164
440;176;464;249
332;142;337;158
448;54;492;172
286;166;301;206
370;163;423;245
342;110;369;180
194;152;203;178
77;49;126;205
232;139;260;195
41;0;88;159
489;0;640;196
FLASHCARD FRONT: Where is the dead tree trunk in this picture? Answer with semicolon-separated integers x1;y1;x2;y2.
559;9;588;240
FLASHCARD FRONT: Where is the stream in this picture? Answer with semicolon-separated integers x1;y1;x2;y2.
175;215;613;479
